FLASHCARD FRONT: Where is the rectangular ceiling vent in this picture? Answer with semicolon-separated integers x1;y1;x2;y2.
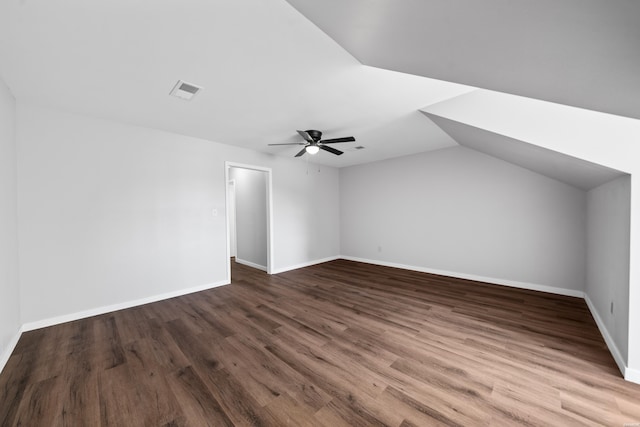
170;80;203;100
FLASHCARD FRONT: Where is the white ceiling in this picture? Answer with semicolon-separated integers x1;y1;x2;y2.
0;0;636;181
0;0;471;167
284;0;640;121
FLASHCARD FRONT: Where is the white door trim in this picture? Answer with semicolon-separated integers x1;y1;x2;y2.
225;161;274;282
227;179;237;258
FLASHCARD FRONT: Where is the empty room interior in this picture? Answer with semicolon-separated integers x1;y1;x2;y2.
1;0;640;425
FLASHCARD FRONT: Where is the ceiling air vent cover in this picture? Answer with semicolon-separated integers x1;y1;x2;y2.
170;80;203;100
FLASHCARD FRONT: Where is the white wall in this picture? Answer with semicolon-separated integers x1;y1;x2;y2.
231;167;268;269
274;161;341;270
586;175;631;365
340;146;587;293
0;76;21;371
16;104;340;326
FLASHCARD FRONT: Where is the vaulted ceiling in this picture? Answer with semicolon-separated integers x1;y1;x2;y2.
0;0;635;187
286;0;640;121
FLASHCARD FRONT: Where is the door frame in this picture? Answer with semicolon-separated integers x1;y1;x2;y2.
227;179;237;258
225;161;274;282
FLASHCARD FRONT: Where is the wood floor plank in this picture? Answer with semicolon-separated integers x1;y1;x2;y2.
314;395;393;427
262;392;326;427
59;371;100;427
12;376;65;426
122;338;186;426
225;332;332;410
1;258;639;426
145;318;192;372
0;352;37;425
382;385;479;427
93;315;126;371
164;318;224;372
166;366;234;427
209;334;286;407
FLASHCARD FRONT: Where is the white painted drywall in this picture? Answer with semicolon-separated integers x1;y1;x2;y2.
274;161;341;268
340;146;587;292
0;76;21;370
230;167;268;269
586;175;631;364
16;104;340;325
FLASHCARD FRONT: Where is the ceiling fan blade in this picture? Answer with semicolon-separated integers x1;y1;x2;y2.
268;142;305;146
297;130;313;143
319;136;356;144
294;147;307;157
320;145;343;156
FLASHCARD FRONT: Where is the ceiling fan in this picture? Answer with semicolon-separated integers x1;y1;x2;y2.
268;130;355;157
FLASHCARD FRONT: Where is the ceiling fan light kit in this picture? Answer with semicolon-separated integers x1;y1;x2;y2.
268;129;356;158
305;145;320;155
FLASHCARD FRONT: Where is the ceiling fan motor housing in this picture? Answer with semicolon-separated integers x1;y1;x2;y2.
305;130;322;142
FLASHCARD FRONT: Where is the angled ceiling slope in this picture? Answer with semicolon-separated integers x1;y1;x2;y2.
424;112;625;190
285;0;640;121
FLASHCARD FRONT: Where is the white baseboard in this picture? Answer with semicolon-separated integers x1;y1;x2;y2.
584;294;627;378
234;258;267;272
22;280;229;332
0;326;24;375
271;256;341;275
626;367;640;385
340;256;585;298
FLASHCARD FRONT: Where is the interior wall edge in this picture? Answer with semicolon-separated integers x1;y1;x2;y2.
0;326;23;377
584;293;627;378
21;279;229;333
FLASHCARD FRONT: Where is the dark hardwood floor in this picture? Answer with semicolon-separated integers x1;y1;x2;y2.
1;259;639;426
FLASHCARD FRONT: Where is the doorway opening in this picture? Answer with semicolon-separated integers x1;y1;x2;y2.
225;162;273;282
